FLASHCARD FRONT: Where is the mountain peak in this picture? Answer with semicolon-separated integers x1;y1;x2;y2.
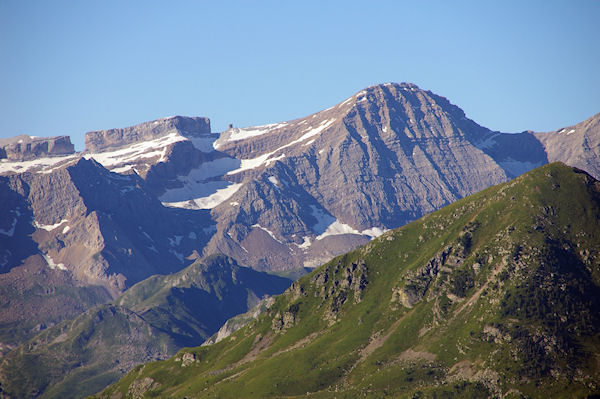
363;81;421;92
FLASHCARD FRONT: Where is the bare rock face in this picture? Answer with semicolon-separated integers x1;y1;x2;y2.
202;83;517;271
201;83;599;273
534;113;600;180
82;116;218;197
84;116;211;152
0;135;75;161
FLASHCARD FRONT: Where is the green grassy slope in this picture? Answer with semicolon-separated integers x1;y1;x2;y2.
0;304;179;399
95;163;600;399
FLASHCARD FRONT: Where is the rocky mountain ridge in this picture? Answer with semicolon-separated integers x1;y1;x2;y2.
0;135;75;162
1;83;599;277
84;116;211;152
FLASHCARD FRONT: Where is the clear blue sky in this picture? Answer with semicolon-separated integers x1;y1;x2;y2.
1;1;598;150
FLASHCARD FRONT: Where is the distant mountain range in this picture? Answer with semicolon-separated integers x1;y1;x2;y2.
0;82;598;397
93;163;600;398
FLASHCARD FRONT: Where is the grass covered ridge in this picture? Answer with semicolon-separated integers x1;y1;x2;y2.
95;163;600;398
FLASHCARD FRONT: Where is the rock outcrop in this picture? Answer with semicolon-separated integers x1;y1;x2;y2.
84;115;210;152
0;135;75;161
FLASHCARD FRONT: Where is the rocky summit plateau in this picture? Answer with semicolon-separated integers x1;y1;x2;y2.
0;82;599;398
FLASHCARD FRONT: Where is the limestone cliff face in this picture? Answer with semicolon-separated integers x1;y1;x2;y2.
204;83;517;270
83;116;218;196
84;116;210;152
0;135;75;161
534;112;600;180
202;84;599;272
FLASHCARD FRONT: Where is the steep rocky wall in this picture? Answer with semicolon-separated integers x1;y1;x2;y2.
85;116;210;152
0;135;75;161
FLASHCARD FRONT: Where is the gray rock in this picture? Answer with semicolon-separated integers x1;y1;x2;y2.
0;135;75;161
84;115;210;152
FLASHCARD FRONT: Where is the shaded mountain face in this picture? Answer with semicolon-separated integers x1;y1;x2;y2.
95;163;600;399
0;254;291;399
0;157;214;350
0;157;213;293
114;254;292;347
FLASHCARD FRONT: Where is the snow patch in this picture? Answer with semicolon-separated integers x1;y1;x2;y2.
163;182;243;209
361;227;387;238
567;129;576;135
217;122;288;146
0;154;78;175
297;236;312;249
310;205;386;240
169;249;184;263
226;119;335;175
203;224;217;235
252;224;283;244
120;185;135;194
265;153;286;166
142;231;153;241
188;135;218;152
0;217;18;236
182;157;240;182
338;97;353;107
227;153;272;175
476;133;501;150
111;165;134;174
310;205;336;235
34;219;68;231
85;131;187;170
499;158;543;178
62;226;70;234
169;235;183;247
268;176;280;186
43;254;67;271
159;157;241;209
316;220;360;240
